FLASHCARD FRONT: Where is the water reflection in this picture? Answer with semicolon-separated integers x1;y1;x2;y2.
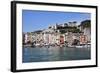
23;46;90;63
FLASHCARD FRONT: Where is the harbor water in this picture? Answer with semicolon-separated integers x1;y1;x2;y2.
23;46;91;63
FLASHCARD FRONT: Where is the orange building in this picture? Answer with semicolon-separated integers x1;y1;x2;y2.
80;35;87;44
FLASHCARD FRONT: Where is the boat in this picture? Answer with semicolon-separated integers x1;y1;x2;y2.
35;43;41;46
75;44;91;48
75;45;84;48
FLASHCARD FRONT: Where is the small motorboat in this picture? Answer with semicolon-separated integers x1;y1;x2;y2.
75;44;91;48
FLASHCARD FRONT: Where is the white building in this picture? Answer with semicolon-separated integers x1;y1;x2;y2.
43;29;56;44
83;28;91;42
24;33;28;43
68;21;77;27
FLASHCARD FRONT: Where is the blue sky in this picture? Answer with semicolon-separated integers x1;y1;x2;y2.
22;10;91;32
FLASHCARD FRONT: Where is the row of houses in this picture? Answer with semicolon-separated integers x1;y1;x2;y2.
23;20;91;46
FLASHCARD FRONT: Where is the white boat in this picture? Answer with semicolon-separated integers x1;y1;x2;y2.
35;43;41;46
68;45;75;48
75;44;91;48
75;45;84;48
